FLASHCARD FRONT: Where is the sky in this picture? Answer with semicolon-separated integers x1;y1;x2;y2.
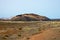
0;0;60;19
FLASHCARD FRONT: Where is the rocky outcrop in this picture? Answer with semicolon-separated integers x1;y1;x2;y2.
11;13;50;21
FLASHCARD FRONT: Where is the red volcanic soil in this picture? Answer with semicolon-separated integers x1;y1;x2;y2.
29;27;60;40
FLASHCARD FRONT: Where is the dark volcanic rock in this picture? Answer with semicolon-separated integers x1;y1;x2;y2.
11;13;50;21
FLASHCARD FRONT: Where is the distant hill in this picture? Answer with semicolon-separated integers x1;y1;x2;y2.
51;19;60;21
0;13;60;21
11;13;50;21
0;18;9;21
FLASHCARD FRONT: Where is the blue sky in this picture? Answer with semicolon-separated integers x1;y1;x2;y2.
0;0;60;19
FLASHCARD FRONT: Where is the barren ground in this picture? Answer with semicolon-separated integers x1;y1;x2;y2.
0;21;60;40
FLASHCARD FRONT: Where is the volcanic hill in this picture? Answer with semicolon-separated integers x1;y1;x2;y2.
11;13;50;21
